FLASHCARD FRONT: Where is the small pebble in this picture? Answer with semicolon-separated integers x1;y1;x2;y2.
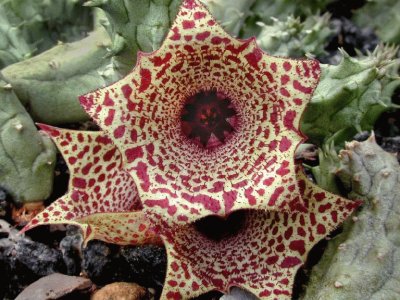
91;282;146;300
15;273;92;300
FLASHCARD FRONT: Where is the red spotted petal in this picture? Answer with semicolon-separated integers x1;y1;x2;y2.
79;0;321;225
23;125;160;245
76;211;161;245
155;167;360;299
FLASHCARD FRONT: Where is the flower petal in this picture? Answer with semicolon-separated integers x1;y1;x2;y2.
79;0;321;225
76;211;161;245
154;167;359;299
22;125;155;245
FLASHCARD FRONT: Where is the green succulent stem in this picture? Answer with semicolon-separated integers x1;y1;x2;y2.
0;80;55;203
1;28;115;124
303;136;400;299
301;45;400;148
256;13;333;58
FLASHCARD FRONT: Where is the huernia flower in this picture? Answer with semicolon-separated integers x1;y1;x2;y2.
79;0;321;225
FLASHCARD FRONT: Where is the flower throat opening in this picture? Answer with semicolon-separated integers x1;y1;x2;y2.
180;90;238;149
194;210;247;242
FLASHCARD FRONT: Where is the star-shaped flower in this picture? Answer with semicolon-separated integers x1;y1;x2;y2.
23;125;160;245
79;0;321;225
154;168;359;299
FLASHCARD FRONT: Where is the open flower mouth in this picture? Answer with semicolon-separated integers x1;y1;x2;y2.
181;89;239;149
193;210;246;241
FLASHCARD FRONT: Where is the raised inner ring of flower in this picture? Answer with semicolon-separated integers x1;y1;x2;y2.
180;90;238;149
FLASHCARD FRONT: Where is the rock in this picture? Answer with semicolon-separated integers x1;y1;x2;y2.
0;219;27;299
320;18;379;64
60;225;83;275
332;18;379;54
14;238;65;276
82;240;125;285
91;282;146;300
0;219;12;238
353;131;371;142
121;245;167;289
0;188;9;218
0;220;16;299
15;273;92;300
0;221;66;299
82;241;167;292
380;136;400;161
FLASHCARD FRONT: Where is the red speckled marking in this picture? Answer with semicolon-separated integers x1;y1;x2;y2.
22;125;160;246
153;167;359;299
79;0;321;226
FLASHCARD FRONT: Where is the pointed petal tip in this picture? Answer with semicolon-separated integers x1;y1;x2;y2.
352;199;364;209
19;225;29;234
36;122;52;131
20;217;42;234
79;93;96;112
36;123;61;137
183;0;199;9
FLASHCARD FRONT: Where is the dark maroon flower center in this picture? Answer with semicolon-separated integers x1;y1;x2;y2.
194;210;246;242
181;90;238;148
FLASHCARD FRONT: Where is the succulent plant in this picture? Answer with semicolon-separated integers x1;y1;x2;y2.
83;0;182;74
2;0;391;298
240;0;333;38
0;4;33;68
200;0;256;37
310;143;341;194
0;80;55;204
301;45;400;148
303;135;400;299
256;13;333;58
353;0;400;44
0;0;93;44
1;28;116;124
22;1;359;299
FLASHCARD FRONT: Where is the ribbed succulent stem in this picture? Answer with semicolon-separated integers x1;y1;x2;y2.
256;13;333;58
0;80;56;203
301;45;400;148
303;135;400;300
